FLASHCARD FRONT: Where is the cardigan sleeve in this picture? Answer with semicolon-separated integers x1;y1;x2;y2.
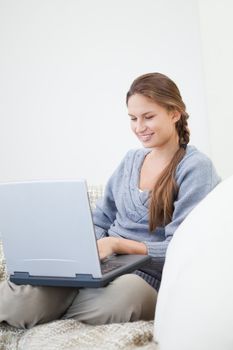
93;179;117;239
143;154;221;267
92;153;128;240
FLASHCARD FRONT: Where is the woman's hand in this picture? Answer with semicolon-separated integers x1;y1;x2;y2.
97;237;118;260
97;236;148;260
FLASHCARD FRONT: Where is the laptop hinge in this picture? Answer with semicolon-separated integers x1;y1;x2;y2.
12;271;30;278
75;273;95;281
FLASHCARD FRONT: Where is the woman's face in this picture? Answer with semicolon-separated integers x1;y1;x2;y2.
127;93;180;149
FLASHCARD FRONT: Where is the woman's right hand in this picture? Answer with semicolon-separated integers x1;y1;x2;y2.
97;237;118;260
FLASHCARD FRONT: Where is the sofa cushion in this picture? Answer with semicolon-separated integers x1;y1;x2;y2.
0;319;156;350
154;175;233;350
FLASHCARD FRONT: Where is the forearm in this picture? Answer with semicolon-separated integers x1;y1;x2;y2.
114;237;148;255
97;236;148;260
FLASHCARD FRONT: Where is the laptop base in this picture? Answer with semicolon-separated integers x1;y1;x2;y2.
10;255;151;288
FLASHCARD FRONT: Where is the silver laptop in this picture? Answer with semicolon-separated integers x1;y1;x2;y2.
0;180;150;288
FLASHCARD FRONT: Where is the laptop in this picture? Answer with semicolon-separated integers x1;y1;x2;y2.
0;180;150;288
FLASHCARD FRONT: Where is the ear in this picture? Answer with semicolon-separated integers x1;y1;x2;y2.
172;110;181;123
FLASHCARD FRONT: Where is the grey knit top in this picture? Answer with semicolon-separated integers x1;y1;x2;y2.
93;145;221;290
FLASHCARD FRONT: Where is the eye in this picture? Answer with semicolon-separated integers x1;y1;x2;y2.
130;117;137;121
145;115;155;120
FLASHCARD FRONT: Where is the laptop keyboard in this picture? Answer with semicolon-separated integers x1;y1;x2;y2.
101;260;123;274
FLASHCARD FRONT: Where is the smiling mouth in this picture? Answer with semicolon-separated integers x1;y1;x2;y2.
138;134;154;141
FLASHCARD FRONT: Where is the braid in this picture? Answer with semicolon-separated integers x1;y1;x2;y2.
176;113;190;148
149;146;186;231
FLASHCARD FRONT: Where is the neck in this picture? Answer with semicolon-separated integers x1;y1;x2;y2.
149;139;180;163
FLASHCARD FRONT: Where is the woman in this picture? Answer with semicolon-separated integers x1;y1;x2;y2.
0;73;221;329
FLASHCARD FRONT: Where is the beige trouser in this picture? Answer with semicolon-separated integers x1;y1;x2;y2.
0;274;157;329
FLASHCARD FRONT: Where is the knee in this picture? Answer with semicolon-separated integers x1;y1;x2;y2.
110;274;157;320
0;281;77;328
21;286;77;328
86;274;157;325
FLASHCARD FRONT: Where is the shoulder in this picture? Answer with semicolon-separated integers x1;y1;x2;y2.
176;145;221;186
177;145;214;171
110;148;151;182
106;148;150;191
123;147;150;160
109;148;148;179
119;148;150;167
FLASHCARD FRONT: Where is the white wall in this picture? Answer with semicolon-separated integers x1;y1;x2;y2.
198;0;233;179
0;0;208;185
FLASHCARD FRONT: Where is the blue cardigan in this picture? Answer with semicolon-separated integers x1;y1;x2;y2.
93;145;221;290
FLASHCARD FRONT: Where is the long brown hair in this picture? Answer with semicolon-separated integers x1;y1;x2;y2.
126;73;190;232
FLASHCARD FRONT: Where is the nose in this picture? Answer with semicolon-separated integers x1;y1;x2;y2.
135;119;146;133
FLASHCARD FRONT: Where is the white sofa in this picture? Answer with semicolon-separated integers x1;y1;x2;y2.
154;175;233;350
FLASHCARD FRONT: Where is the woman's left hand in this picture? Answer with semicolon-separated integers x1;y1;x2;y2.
97;237;118;260
97;236;148;260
